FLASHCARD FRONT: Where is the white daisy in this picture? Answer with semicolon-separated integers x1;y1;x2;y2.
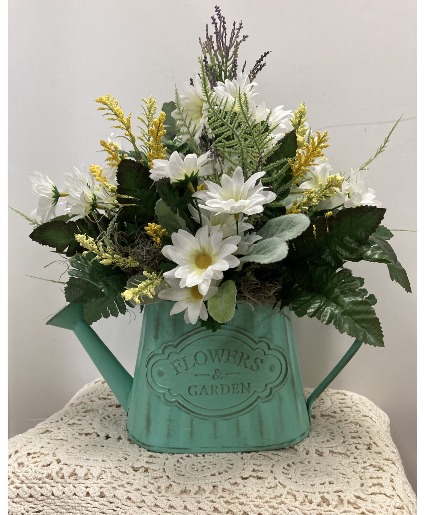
193;166;276;216
150;151;212;183
267;105;294;146
162;225;240;295
252;102;293;143
158;278;218;325
188;204;253;238
64;167;115;217
214;72;257;112
343;169;382;208
29;172;61;222
172;75;206;142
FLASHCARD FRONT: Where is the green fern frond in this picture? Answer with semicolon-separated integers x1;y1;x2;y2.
199;59;278;176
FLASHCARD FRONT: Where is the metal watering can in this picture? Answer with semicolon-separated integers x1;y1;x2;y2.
47;301;361;453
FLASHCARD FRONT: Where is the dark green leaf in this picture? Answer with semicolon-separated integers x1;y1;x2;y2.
265;130;297;171
262;130;297;200
66;253;129;323
354;244;391;263
161;101;177;139
155;199;187;233
368;233;398;261
274;130;298;160
344;225;411;292
388;261;412;292
288;206;386;267
155;178;189;210
290;267;384;347
155;178;195;230
30;221;75;253
49;214;74;223
64;277;102;303
29;217;100;256
200;316;223;332
375;225;394;240
83;295;127;324
116;159;158;225
159;262;175;272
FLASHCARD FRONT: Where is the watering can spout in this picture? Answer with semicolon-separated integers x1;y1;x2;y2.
46;303;85;330
47;304;133;412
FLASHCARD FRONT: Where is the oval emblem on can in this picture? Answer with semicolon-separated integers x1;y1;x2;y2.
146;327;289;419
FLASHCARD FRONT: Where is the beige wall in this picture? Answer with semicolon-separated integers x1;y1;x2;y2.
9;0;416;490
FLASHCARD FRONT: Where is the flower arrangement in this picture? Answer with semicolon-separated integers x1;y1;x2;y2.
23;6;410;347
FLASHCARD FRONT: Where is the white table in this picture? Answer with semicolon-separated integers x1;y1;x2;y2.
9;379;416;514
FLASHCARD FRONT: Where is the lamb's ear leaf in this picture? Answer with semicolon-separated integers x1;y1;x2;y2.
240;213;309;265
257;214;310;240
239;238;289;264
208;280;237;323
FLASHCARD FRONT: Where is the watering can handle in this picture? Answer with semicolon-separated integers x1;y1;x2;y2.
305;339;362;415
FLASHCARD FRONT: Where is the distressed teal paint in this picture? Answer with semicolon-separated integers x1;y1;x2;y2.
47;301;362;453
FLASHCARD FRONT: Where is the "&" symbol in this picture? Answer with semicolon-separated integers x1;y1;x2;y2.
212;369;223;380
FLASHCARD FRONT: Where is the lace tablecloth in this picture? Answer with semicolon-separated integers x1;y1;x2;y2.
8;379;416;514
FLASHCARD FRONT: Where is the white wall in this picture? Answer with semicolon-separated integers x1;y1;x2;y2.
9;0;416;491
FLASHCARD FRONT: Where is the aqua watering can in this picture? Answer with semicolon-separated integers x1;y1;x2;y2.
47;301;361;453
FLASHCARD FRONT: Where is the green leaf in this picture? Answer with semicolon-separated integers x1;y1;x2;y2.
290;268;384;347
388;262;412;292
288;206;386;267
350;240;394;264
155;199;187;233
240;237;290;264
375;225;394;240
369;233;398;261
266;130;297;165
30;220;76;253
163;138;190;156
200;316;223;332
64;277;103;303
29;217;100;256
257;214;310;240
262;130;297;199
208;280;237;323
83;295;127;324
155;178;195;229
240;214;310;264
116;159;158;225
65;253;129;323
344;225;411;292
161;101;177;139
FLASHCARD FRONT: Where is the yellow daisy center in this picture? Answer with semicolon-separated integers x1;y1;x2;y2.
190;286;203;300
195;252;213;269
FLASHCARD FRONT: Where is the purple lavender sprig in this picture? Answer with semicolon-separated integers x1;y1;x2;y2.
199;5;250;86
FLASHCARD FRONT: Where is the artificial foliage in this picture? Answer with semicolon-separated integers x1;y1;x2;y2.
25;6;410;347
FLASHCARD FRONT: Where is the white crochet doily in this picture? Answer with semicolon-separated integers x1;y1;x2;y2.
8;379;416;514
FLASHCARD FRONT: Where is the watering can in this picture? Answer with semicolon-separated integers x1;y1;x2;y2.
47;301;361;453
